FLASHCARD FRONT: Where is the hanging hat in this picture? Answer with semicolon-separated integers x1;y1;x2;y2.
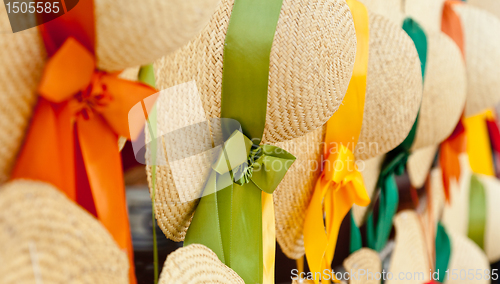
452;4;500;116
273;11;422;259
343;248;382;284
352;0;466;217
388;210;489;284
0;180;128;283
0;0;219;183
437;154;500;263
148;0;358;242
158;244;244;284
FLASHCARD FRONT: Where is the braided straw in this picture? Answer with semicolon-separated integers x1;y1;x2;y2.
148;0;357;241
0;180;128;283
453;4;500;116
387;211;431;284
343;248;382;284
159;244;244;284
273;13;422;259
94;0;220;71
0;7;46;184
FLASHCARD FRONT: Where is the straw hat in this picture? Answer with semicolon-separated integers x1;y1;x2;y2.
273;12;422;259
438;155;500;263
452;4;500;116
343;248;382;284
0;0;218;183
159;244;244;284
148;0;358;241
388;210;489;284
467;0;500;25
0;180;128;283
349;1;466;224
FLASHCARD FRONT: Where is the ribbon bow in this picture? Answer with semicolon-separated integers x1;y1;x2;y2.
184;130;295;284
12;37;157;281
304;145;370;282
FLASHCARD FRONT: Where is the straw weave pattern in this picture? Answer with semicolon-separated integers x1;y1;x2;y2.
95;0;220;71
149;0;357;241
0;180;128;284
0;8;45;184
159;244;244;284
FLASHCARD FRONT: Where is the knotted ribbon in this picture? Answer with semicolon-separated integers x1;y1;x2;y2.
183;0;287;282
12;2;157;282
303;1;370;282
185;131;295;283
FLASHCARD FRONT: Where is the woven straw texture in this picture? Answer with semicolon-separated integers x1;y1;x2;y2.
453;5;500;116
387;211;431;284
149;0;357;242
355;12;422;160
468;0;500;20
358;0;404;25
343;248;381;284
0;7;46;184
405;0;446;33
407;145;438;189
95;0;220;71
272;13;422;259
0;180;128;284
159;244;244;284
411;31;466;150
153;0;356;144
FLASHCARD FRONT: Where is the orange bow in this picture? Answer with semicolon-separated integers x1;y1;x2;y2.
12;37;157;283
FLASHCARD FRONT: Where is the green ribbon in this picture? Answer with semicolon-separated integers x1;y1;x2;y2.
350;18;427;253
184;0;288;282
139;64;159;284
220;0;283;143
435;222;451;283
468;174;487;249
184;131;295;283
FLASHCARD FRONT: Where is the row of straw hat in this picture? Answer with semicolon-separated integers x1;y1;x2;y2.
1;0;500;282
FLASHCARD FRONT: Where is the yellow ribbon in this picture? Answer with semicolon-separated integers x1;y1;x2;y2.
262;191;275;284
464;109;495;176
303;0;370;283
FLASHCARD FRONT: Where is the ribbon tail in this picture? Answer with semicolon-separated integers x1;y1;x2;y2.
99;74;158;140
375;174;399;252
304;179;330;284
230;182;263;283
76;115;136;284
262;192;275;284
12;98;76;199
184;171;226;263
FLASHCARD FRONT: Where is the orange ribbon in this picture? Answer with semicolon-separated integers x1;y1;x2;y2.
439;0;466;203
439;119;466;203
12;37;157;283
